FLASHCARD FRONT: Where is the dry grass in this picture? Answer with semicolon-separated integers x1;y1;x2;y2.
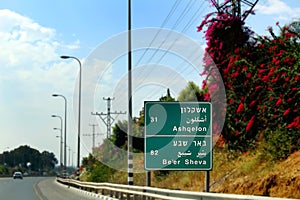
107;148;300;199
96;147;300;199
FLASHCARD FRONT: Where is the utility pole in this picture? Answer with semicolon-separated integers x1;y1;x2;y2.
83;124;104;149
211;0;258;21
92;97;126;138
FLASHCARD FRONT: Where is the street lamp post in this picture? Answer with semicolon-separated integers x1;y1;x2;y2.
60;55;82;169
68;146;71;167
53;125;63;169
52;94;67;171
72;151;75;168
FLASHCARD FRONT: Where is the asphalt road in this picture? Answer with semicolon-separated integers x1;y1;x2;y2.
0;177;101;200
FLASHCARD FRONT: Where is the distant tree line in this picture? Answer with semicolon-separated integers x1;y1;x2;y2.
0;145;57;175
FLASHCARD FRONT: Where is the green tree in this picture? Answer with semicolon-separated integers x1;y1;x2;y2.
111;120;127;149
177;81;203;101
82;153;115;182
0;165;8;175
40;151;57;170
159;88;175;102
0;145;57;172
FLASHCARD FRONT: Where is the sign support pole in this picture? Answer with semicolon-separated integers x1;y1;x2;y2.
205;171;210;192
146;171;151;186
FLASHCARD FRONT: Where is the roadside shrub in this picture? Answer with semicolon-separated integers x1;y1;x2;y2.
86;161;115;182
264;128;300;160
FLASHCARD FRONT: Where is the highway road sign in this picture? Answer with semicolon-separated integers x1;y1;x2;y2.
144;101;212;170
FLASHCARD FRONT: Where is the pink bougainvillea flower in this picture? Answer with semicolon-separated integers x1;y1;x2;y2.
204;93;210;101
283;108;290;116
235;130;239;136
236;102;244;113
276;98;283;106
287;117;300;129
262;75;269;82
231;71;239;78
249;100;256;107
255;86;262;90
271;77;278;83
246;116;255;132
281;72;287;77
285;76;290;82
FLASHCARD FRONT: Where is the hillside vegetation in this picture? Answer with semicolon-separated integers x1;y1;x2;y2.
81;148;300;198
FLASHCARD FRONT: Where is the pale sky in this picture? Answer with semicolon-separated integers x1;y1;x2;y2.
0;0;299;166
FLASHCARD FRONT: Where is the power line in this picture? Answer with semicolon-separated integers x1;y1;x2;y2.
133;0;196;83
143;1;202;68
144;0;197;65
143;52;204;100
91;97;126;138
83;124;104;149
134;0;181;68
155;0;206;64
132;1;206;100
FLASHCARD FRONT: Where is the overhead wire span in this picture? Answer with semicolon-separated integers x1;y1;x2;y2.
135;1;207;100
133;0;199;93
134;0;181;68
144;0;196;65
115;0;198;107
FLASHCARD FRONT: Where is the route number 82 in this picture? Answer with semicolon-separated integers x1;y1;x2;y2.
150;150;158;156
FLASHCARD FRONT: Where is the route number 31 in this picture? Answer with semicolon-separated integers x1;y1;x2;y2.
150;116;158;123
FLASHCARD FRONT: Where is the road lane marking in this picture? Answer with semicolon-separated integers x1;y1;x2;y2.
33;180;48;200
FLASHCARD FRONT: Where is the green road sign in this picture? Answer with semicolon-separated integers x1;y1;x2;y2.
144;102;212;170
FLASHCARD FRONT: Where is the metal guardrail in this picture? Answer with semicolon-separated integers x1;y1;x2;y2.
56;178;296;200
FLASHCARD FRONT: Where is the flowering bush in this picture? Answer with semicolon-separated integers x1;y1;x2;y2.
226;23;300;154
198;4;299;156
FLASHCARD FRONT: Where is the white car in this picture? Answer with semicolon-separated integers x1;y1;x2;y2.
13;171;23;179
